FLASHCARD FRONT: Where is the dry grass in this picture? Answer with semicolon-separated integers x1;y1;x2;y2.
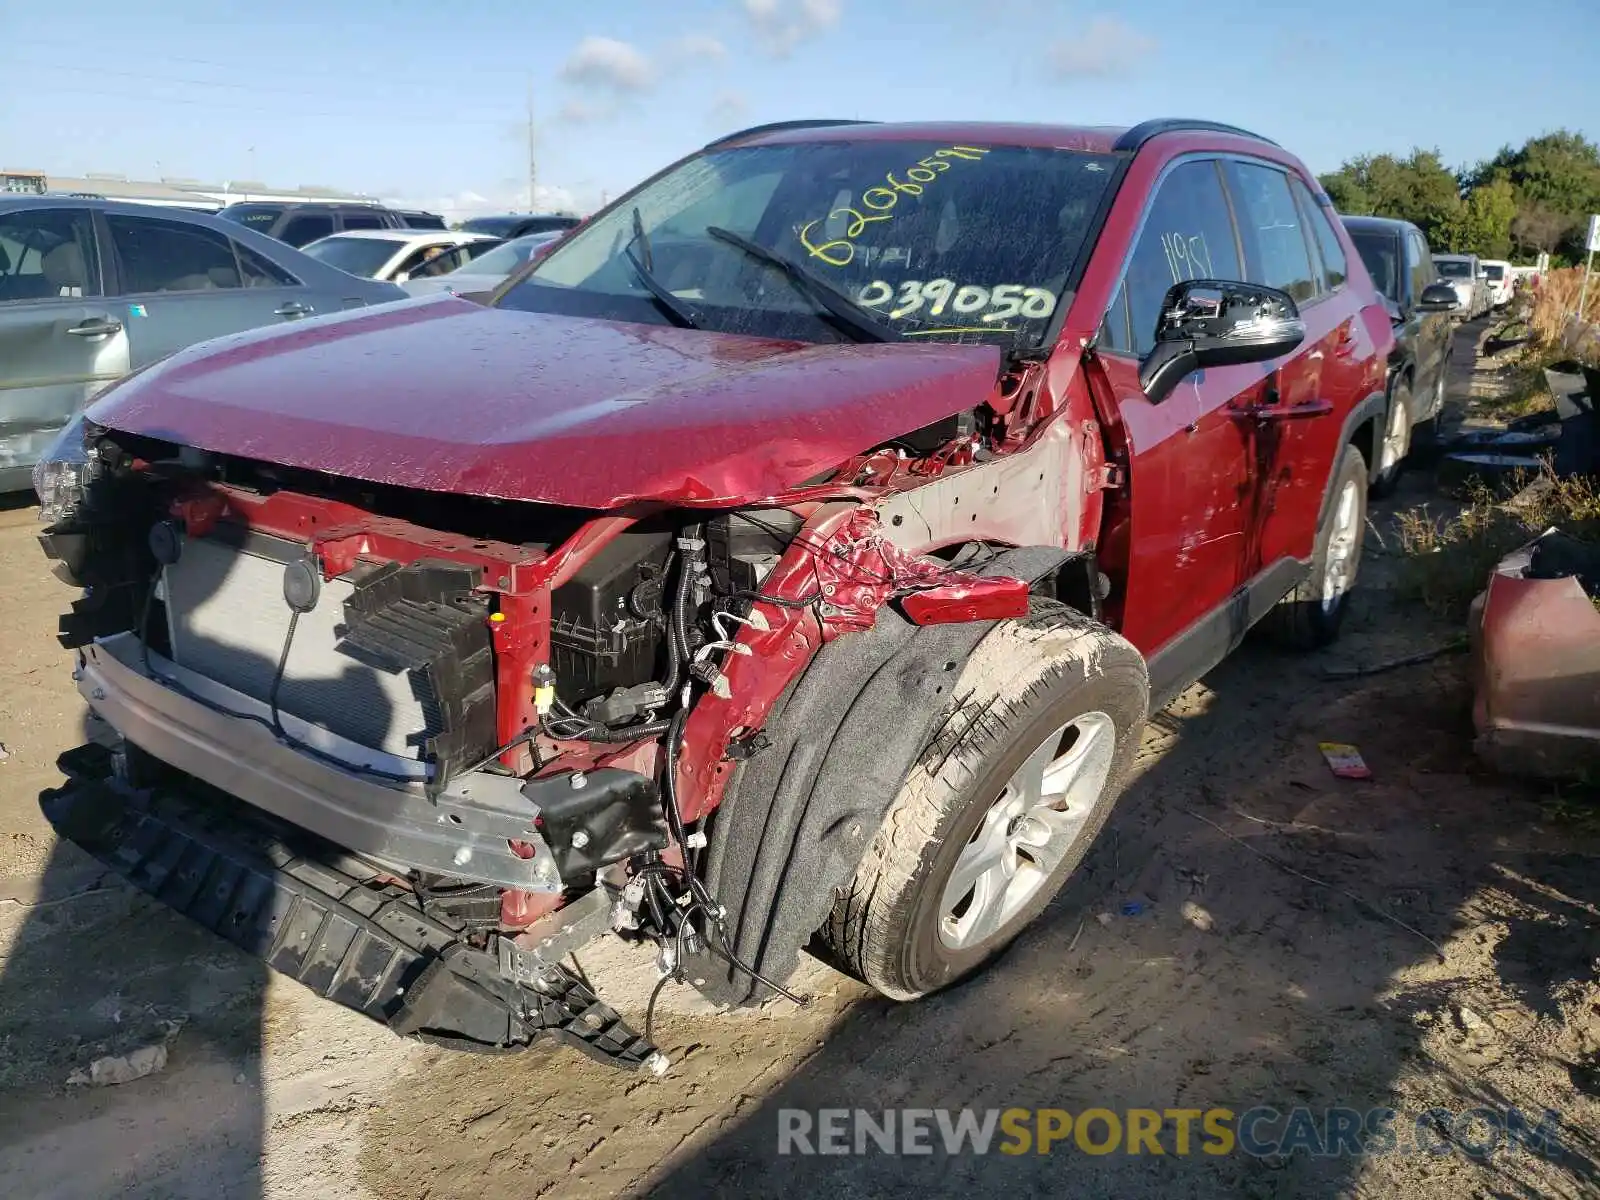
1396;470;1600;619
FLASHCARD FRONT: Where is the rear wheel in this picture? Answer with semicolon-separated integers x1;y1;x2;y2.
822;601;1148;1001
1263;443;1367;650
1370;377;1413;497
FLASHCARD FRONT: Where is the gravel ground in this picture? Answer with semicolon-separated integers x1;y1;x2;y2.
1;317;1596;1199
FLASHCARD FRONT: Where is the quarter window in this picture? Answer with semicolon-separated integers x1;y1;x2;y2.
235;242;298;287
1224;161;1317;306
1103;159;1242;357
279;213;335;247
107;214;245;293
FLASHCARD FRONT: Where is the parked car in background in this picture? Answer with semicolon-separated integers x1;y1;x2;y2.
1433;253;1489;319
457;212;582;239
37;117;1396;1071
1480;259;1513;309
0;196;404;492
398;231;562;299
393;209;448;230
216;201;415;247
1341;215;1461;493
298;229;501;283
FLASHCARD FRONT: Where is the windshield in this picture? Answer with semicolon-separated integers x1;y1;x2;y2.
1483;264;1505;280
448;233;551;277
496;140;1120;348
1435;259;1472;278
1349;231;1400;303
460;215;519;237
217;205;283;229
300;235;404;277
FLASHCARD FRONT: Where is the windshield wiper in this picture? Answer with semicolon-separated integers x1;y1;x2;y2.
704;225;897;344
625;207;700;329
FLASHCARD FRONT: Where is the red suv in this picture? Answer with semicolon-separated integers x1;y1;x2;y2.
37;117;1391;1073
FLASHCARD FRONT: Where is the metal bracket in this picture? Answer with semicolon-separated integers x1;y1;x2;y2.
496;885;615;982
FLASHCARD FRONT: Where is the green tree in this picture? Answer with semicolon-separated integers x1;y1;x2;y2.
1468;130;1600;261
1436;177;1518;257
1318;149;1463;245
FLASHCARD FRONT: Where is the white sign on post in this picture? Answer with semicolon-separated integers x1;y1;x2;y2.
1587;215;1600;254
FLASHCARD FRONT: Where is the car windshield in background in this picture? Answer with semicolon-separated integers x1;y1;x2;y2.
300;235;403;277
497;140;1120;348
460;215;521;237
1484;264;1505;280
217;205;283;229
1349;232;1400;303
1435;259;1472;278
450;234;550;277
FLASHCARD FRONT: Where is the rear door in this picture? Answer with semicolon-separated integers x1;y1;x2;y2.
1221;159;1350;576
0;205;129;486
1408;229;1451;414
101;211;320;369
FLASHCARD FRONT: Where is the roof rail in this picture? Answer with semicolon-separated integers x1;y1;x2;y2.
1113;119;1279;152
705;119;879;149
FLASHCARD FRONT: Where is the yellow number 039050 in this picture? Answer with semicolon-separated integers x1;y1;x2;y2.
858;279;1056;323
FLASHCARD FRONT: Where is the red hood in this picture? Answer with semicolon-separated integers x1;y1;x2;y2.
89;297;1002;508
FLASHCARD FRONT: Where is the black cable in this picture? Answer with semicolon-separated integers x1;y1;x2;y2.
267;609;300;739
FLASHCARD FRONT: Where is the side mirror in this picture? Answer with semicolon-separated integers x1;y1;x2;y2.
1138;280;1305;404
1416;282;1460;312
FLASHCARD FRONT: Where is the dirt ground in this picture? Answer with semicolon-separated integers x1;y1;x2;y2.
1;317;1597;1199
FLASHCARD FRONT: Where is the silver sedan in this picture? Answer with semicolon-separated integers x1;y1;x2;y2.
0;196;406;492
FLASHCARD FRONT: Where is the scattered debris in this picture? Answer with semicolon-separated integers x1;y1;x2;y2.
1179;900;1214;932
1322;640;1467;680
1119;900;1146;917
0;742;9;762
67;1043;168;1087
1095;911;1114;927
1456;1005;1486;1033
1319;742;1373;780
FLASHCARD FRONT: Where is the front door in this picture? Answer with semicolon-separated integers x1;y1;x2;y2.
0;206;129;488
1093;157;1256;660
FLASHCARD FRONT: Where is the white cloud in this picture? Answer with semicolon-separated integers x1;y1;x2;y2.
1046;17;1155;78
670;33;728;62
556;97;616;125
707;90;749;127
560;36;655;92
740;0;841;57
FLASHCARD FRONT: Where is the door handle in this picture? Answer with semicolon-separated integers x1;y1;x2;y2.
65;318;122;337
1236;399;1335;422
274;301;314;318
1333;325;1358;358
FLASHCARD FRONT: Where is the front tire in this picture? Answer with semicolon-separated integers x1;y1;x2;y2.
1369;377;1413;497
821;601;1148;1001
1263;443;1368;650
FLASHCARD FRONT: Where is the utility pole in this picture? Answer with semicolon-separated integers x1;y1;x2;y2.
526;80;537;214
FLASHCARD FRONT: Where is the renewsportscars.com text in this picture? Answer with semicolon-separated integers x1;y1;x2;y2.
776;1106;1563;1159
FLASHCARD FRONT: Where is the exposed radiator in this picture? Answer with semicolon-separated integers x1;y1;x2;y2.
161;530;441;761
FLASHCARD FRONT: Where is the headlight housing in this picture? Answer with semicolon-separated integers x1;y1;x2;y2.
33;413;101;528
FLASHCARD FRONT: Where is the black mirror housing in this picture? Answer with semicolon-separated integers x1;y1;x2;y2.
1138;280;1306;404
1415;282;1460;313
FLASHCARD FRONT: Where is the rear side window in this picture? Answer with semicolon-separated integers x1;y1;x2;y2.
1292;177;1346;293
341;212;387;230
107;214;245;293
1350;230;1401;303
1101;159;1242;357
279;213;335;247
1224;161;1317;306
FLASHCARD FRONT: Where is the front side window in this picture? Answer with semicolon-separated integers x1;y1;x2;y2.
1101;159;1242;357
0;207;100;302
107;214;244;293
499;139;1120;349
1224;161;1317;305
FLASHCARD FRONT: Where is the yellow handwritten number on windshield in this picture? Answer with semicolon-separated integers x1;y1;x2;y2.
796;145;989;267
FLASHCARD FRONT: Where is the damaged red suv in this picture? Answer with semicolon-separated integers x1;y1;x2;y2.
35;118;1392;1072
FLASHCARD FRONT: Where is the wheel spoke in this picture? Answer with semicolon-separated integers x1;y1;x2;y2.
943;805;1010;904
960;851;1021;945
1011;734;1058;811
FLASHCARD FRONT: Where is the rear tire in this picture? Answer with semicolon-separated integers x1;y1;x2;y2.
822;600;1148;1001
1263;443;1367;650
1369;377;1413;498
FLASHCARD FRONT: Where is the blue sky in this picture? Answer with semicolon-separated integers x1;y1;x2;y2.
0;0;1590;218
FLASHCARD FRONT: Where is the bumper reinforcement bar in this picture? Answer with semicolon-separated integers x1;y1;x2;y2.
41;748;664;1071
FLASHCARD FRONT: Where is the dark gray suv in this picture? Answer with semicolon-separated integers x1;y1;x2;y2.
216;201;431;247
